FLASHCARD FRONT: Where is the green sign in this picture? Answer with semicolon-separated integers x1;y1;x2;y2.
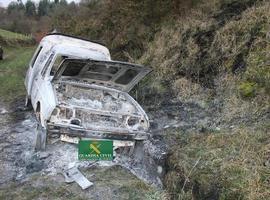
78;140;113;160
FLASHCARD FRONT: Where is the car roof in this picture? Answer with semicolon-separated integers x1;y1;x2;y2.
46;33;106;46
40;34;111;60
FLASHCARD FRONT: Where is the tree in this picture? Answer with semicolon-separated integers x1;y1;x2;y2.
25;0;36;16
7;1;25;14
38;0;50;16
59;0;68;6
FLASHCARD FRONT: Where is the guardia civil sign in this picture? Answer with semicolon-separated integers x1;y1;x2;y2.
78;140;113;160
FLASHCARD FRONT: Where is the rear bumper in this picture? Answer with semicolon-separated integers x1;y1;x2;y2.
47;123;149;141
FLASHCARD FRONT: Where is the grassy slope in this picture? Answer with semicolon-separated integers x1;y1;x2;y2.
61;0;268;199
0;28;35;102
0;29;31;41
0;28;34;46
136;1;270;199
0;46;35;102
138;1;270;199
164;127;270;200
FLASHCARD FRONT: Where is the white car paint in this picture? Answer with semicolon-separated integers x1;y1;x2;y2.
25;33;151;141
25;34;111;126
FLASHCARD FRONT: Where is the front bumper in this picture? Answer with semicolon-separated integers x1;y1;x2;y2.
47;123;149;141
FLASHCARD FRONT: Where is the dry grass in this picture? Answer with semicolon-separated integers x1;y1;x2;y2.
140;0;270;95
213;74;270;126
136;1;270;199
213;0;270;96
139;9;213;80
138;0;270;126
172;78;210;102
164;126;270;200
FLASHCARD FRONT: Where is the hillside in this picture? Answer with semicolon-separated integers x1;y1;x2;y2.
0;29;35;102
53;0;270;199
0;28;34;46
0;0;269;199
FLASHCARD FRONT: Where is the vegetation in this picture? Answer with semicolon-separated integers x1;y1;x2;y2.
0;28;35;102
164;126;270;200
0;0;72;35
0;28;34;45
0;0;269;199
0;46;35;102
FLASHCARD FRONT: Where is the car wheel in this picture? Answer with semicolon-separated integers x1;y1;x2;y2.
35;123;47;151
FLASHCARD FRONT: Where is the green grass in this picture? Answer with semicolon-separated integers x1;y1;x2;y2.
0;29;31;41
0;46;35;102
0;28;34;46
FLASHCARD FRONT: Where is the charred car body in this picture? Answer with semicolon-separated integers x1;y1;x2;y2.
25;33;152;150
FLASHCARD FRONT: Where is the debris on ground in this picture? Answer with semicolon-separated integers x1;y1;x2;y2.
63;166;94;190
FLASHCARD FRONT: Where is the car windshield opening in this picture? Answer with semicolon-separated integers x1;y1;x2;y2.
62;61;85;76
60;60;142;86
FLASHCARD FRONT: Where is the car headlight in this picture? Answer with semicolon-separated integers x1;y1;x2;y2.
127;117;139;126
70;118;81;126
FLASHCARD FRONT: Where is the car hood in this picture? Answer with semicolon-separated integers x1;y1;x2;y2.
53;59;152;92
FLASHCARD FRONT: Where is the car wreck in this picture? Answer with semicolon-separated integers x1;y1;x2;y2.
25;33;152;150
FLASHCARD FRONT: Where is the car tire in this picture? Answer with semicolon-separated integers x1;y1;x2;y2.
35;123;47;151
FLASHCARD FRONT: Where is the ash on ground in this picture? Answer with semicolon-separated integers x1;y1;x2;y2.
0;102;168;188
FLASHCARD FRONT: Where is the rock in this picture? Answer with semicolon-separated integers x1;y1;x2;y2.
38;152;51;160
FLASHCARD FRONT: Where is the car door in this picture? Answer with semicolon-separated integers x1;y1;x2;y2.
25;45;43;95
29;46;50;110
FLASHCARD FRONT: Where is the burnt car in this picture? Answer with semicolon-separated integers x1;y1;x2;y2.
25;33;152;150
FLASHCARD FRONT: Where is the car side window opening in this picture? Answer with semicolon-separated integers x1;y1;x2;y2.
31;46;43;68
50;55;68;76
41;53;55;76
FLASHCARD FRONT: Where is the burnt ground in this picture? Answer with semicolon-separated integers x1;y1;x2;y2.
0;98;171;199
0;86;239;200
0;90;266;199
0;93;218;199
